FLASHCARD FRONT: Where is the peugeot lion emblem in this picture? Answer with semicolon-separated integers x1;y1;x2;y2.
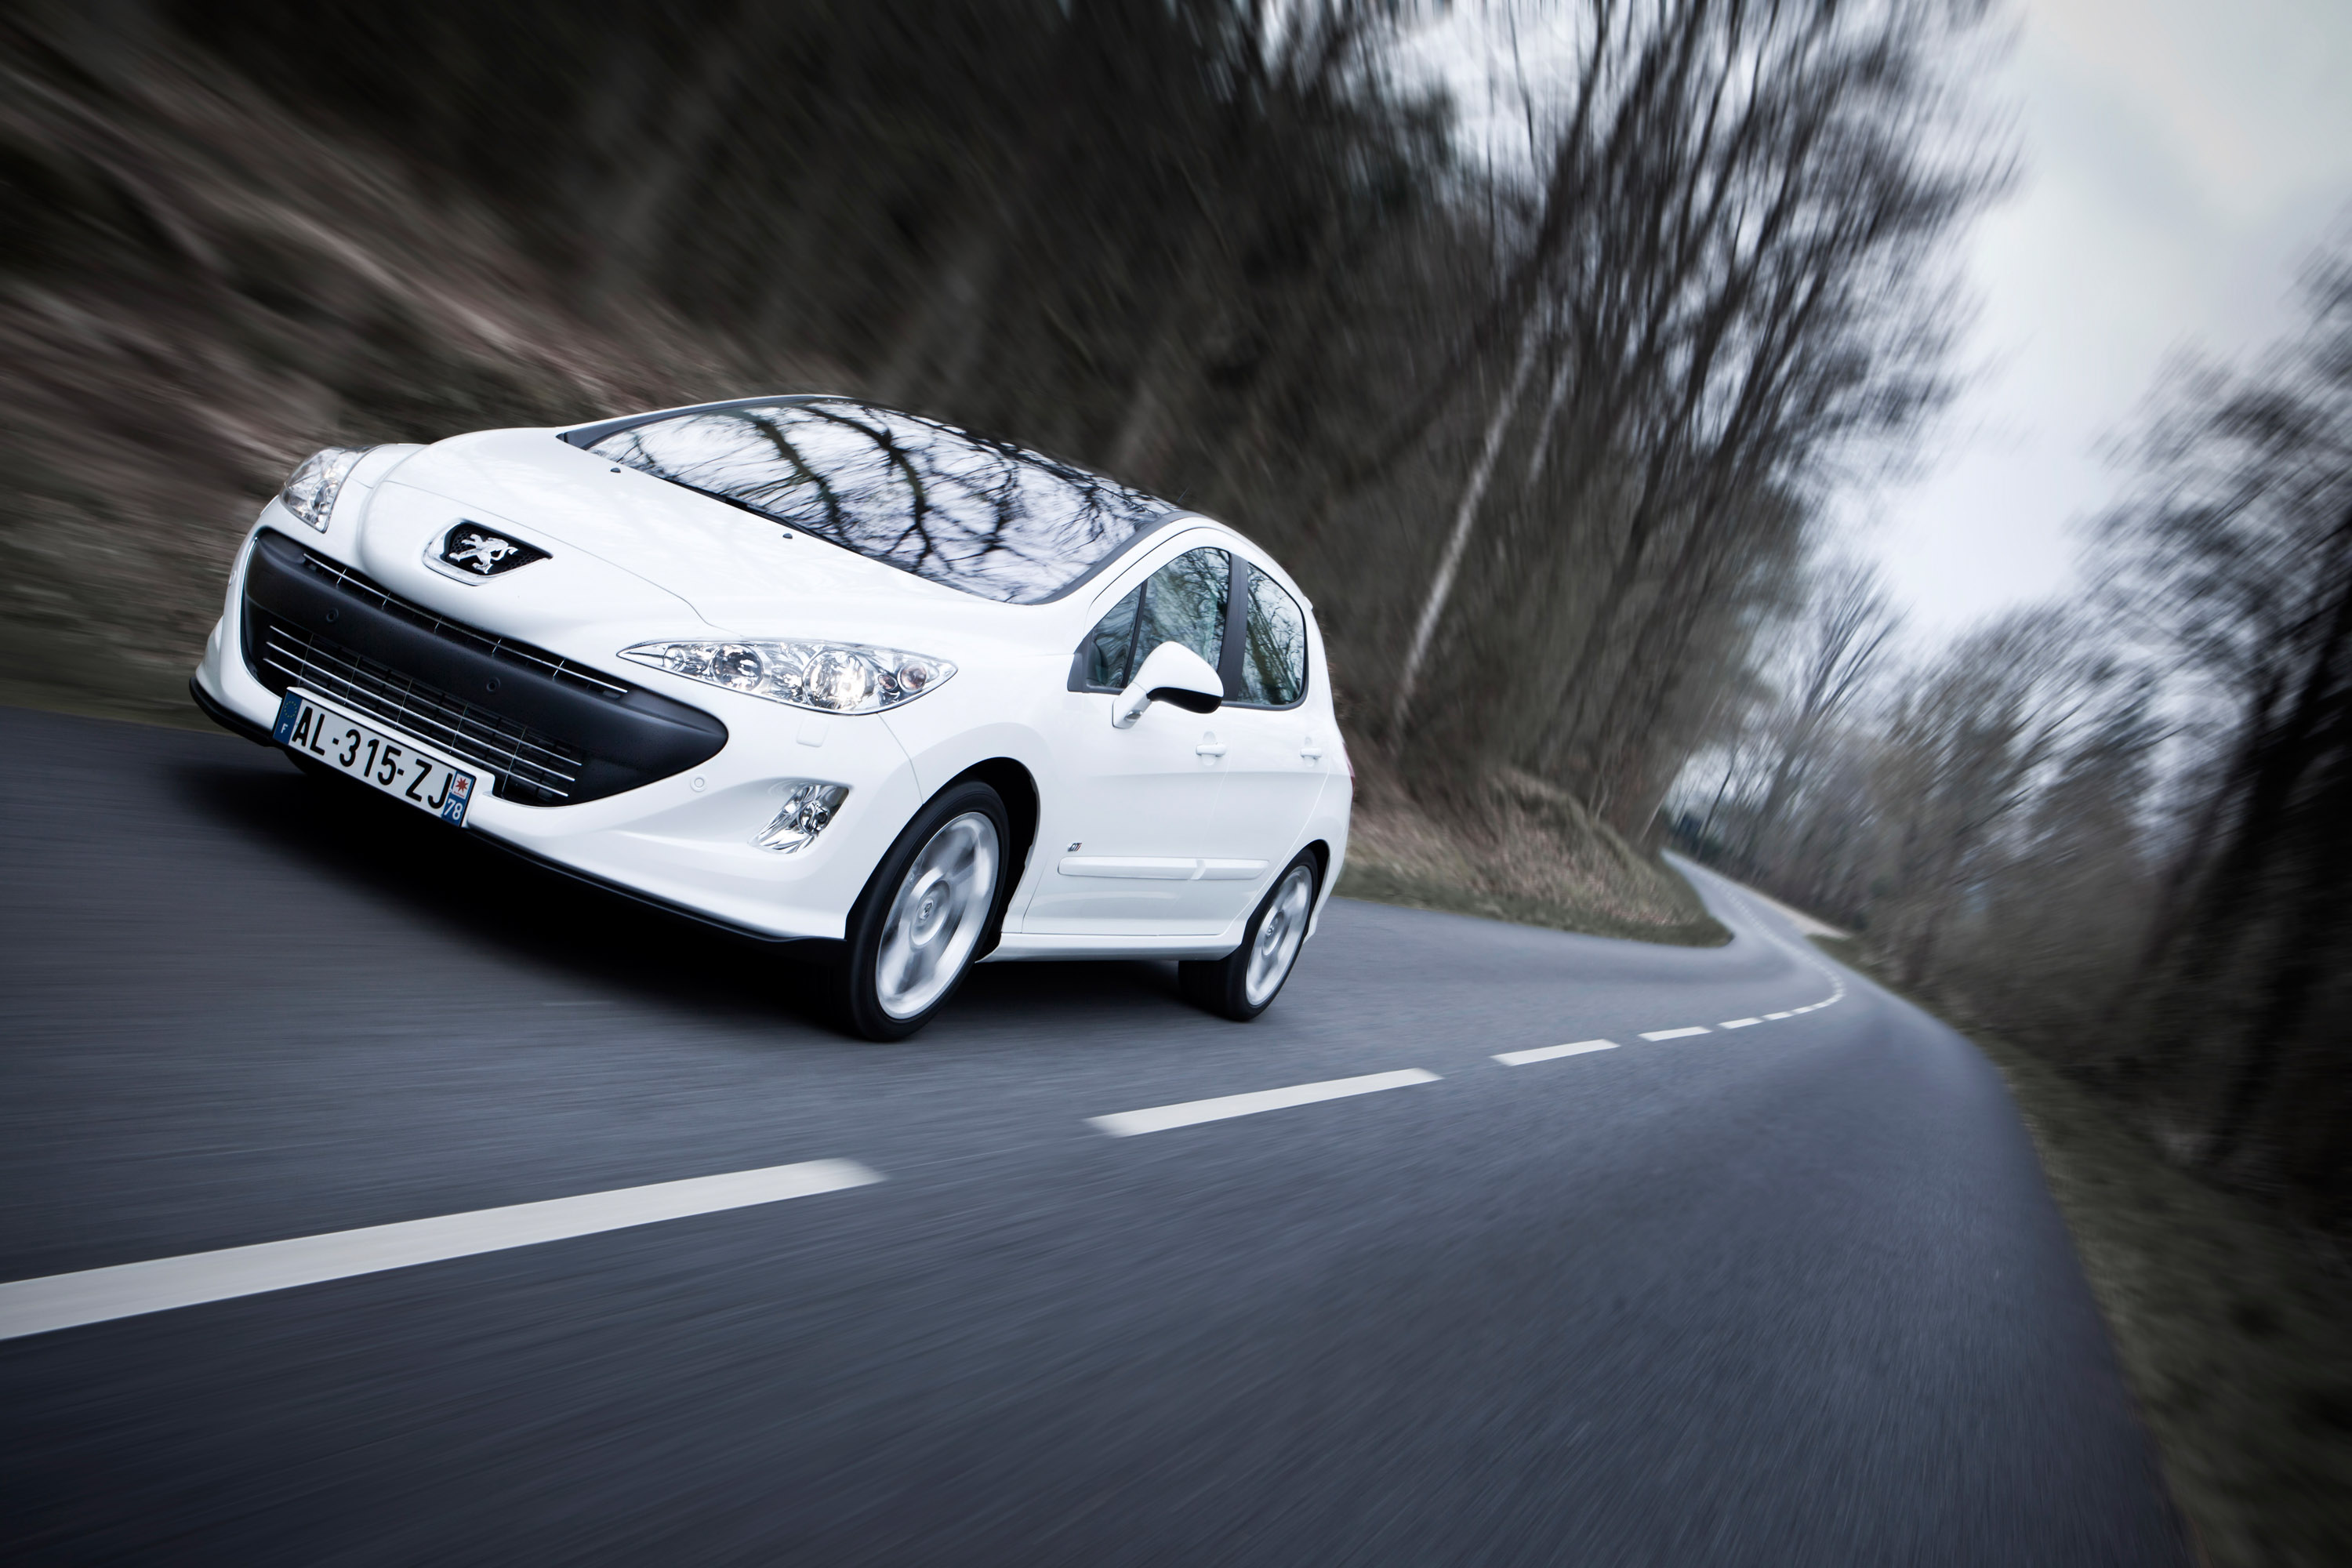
438;521;549;577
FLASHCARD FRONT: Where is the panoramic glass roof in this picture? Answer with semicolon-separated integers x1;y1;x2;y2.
580;399;1170;604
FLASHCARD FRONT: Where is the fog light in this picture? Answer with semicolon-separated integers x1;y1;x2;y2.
755;781;849;853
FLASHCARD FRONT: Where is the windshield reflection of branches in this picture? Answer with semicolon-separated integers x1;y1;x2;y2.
590;401;1161;602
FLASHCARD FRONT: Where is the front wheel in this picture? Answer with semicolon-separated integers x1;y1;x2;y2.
833;781;1007;1040
1178;851;1319;1022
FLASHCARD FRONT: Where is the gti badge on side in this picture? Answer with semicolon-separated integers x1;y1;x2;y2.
438;521;548;577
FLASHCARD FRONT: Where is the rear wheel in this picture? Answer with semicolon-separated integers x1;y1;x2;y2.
834;781;1007;1040
1178;851;1318;1022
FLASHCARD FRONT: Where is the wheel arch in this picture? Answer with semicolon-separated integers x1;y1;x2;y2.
941;756;1040;958
1301;837;1337;937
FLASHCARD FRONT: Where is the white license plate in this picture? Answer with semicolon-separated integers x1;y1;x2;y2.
272;691;482;826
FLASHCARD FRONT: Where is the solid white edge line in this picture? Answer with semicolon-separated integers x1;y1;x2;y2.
1090;1069;1439;1137
1719;1018;1762;1029
1494;1040;1620;1066
1639;1025;1711;1040
0;1158;884;1343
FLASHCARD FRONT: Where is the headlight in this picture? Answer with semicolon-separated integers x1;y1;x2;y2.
619;640;956;714
279;447;372;532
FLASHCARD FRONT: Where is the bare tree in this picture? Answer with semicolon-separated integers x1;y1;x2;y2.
1867;611;2115;985
1741;558;1902;858
1367;0;1996;847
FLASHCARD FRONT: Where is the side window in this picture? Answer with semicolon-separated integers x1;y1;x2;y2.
1235;565;1308;706
1080;584;1142;689
1077;546;1230;691
1138;548;1230;672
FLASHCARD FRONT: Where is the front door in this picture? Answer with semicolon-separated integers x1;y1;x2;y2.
1022;543;1254;936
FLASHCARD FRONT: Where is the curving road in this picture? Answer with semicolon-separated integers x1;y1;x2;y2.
0;706;2185;1563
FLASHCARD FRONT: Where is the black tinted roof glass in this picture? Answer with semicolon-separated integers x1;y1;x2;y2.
585;401;1167;604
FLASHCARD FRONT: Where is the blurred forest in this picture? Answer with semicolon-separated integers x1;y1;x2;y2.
1676;250;2352;1232
20;2;2339;1221
0;0;1986;800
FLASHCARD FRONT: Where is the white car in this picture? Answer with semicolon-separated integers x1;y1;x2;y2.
191;396;1352;1037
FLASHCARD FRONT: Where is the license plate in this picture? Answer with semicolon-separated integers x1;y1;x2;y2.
272;691;482;826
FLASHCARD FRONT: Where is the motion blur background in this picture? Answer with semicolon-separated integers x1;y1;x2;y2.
2;0;2346;1294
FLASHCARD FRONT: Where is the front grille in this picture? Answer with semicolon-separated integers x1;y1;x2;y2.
261;622;587;802
294;550;629;699
240;528;728;807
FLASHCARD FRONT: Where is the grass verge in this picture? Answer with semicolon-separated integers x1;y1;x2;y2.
1336;761;1730;947
1817;941;2352;1568
1335;859;1729;946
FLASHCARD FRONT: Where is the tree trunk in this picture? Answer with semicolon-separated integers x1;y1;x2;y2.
1388;320;1542;745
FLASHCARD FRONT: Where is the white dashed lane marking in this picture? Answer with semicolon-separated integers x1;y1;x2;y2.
0;1159;883;1343
1494;1040;1620;1066
1490;889;1856;1069
12;874;1863;1343
1090;1069;1440;1137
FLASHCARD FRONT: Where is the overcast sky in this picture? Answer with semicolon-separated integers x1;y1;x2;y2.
1882;0;2352;636
1412;0;2352;640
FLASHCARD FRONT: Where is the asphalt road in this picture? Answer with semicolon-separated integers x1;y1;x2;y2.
0;705;2186;1564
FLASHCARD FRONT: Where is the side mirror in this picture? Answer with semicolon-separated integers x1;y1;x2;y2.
1112;641;1224;728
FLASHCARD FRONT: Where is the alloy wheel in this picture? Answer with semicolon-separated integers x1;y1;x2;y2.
875;811;1000;1019
1243;862;1315;1007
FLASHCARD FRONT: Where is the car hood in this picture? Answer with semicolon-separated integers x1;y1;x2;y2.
372;427;1040;650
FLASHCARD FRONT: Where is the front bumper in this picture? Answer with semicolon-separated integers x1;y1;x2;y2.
193;517;925;942
238;528;728;806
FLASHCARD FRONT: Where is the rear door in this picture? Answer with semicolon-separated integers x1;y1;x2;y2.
1207;560;1331;900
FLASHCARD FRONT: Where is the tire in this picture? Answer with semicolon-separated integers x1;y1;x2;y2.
1179;850;1319;1022
833;780;1010;1040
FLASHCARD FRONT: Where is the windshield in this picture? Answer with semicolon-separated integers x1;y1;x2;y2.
581;400;1169;604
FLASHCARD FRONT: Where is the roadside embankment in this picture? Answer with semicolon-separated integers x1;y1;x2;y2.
1336;759;1727;946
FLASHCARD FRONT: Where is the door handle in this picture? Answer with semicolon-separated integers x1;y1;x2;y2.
1195;742;1228;757
1300;746;1323;760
